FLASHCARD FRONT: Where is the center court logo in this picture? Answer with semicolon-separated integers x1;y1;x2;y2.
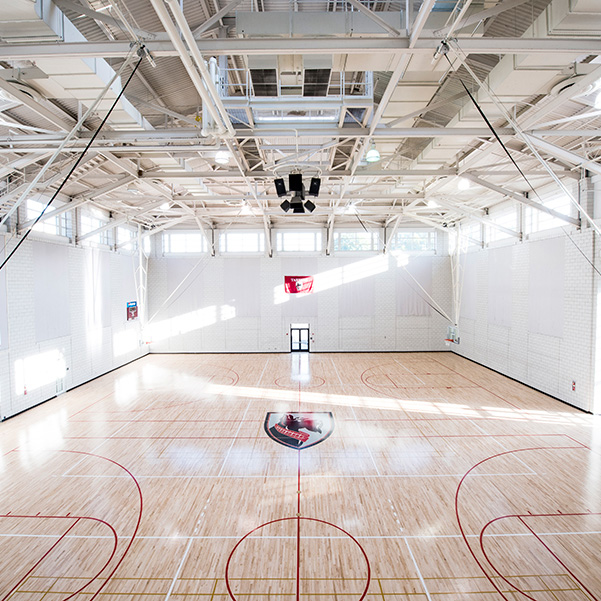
264;412;334;449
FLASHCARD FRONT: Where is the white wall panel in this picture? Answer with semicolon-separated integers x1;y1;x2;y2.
2;238;146;419
488;246;512;328
0;237;8;350
338;258;376;317
33;241;70;342
85;248;111;330
461;253;478;320
528;238;564;338
224;258;261;318
396;256;432;316
455;231;594;412
149;254;449;353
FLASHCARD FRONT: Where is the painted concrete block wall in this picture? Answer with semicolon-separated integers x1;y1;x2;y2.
0;234;148;419
147;253;452;353
453;229;595;412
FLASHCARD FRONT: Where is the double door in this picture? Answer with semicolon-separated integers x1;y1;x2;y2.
290;326;310;352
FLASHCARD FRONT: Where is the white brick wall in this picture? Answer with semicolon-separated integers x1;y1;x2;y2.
147;253;451;354
0;235;147;419
453;229;595;412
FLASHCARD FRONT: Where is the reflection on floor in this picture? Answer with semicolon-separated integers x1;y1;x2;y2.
0;352;599;600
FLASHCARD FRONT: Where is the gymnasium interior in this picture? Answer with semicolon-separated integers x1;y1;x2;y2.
1;0;601;599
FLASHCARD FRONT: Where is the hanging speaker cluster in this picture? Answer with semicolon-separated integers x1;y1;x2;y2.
275;174;320;213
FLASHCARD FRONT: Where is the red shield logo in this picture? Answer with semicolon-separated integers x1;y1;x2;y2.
264;412;334;450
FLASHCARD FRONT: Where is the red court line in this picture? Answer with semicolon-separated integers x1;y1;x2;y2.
9;450;144;601
68;391;114;419
61;433;579;442
69;416;588;424
0;518;80;601
478;512;601;601
274;376;325;389
224;517;371;601
0;515;118;601
63;436;259;440
455;446;588;601
428;355;521;409
518;516;599;601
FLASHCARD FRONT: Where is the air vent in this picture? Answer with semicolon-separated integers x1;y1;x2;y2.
304;69;331;97
303;56;332;98
249;56;278;97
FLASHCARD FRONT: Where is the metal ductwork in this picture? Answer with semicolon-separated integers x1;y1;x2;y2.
0;0;62;43
0;0;150;132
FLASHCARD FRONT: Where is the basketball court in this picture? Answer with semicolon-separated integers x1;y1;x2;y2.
1;351;598;600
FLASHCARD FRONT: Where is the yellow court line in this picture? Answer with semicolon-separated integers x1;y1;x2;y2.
377;578;386;601
209;577;219;601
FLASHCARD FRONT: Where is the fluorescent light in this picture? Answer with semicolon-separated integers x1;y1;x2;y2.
160;202;170;211
427;199;439;208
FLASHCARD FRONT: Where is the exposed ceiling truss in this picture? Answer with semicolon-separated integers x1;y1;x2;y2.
0;0;600;240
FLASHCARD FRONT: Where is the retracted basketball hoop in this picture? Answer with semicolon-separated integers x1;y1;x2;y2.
445;325;459;347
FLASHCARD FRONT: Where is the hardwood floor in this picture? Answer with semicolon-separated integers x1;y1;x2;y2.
0;352;599;600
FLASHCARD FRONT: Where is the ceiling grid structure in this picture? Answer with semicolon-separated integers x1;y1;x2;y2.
0;0;599;235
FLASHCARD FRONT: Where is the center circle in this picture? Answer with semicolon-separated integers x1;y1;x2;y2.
274;376;325;389
225;516;371;601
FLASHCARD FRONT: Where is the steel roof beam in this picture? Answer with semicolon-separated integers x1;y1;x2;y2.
2;37;600;59
462;173;580;227
344;0;402;36
522;134;601;177
0;79;74;132
77;199;167;242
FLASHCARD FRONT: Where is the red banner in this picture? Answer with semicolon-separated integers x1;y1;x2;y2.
284;276;314;294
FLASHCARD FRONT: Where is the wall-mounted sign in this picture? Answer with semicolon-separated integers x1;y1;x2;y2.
127;301;138;321
284;275;314;294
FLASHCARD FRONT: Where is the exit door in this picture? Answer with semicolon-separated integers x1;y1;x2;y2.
290;326;310;352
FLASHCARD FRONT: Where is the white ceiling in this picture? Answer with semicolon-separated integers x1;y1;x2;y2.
1;0;601;248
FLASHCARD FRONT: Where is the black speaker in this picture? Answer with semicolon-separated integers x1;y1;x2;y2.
309;177;321;197
289;173;303;193
304;200;316;213
280;200;291;212
274;178;287;197
290;196;305;213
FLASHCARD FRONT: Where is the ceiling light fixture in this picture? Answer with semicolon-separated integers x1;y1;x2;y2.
160;202;170;211
457;177;470;191
215;149;231;165
427;199;439;208
365;142;381;163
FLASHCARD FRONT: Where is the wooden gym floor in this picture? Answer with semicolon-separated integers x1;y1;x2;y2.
0;351;600;600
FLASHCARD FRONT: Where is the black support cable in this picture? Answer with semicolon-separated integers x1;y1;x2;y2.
442;48;601;278
0;52;145;273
